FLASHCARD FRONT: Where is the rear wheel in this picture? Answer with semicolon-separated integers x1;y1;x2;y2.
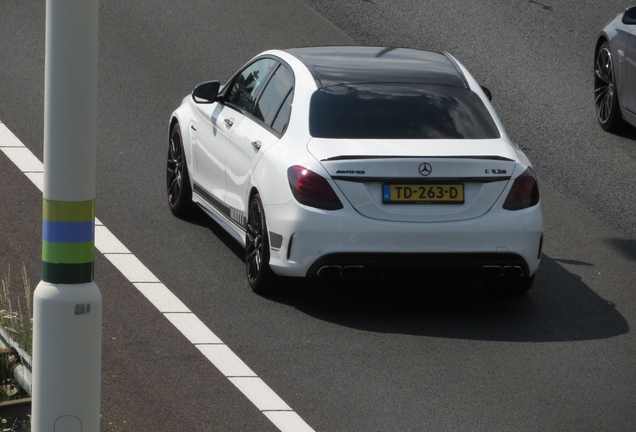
594;42;622;131
167;122;193;217
246;194;276;294
484;275;535;296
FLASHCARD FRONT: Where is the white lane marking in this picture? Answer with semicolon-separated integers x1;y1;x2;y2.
102;254;161;283
264;412;318;432
164;312;224;344
229;377;293;411
0;124;24;147
197;345;258;377
95;224;131;254
24;172;44;191
133;283;190;313
2;147;44;172
0;121;314;432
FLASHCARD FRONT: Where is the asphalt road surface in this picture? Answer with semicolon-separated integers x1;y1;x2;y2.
1;0;635;431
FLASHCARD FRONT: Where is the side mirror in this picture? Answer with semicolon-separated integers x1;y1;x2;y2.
192;81;220;104
623;6;636;25
481;85;493;101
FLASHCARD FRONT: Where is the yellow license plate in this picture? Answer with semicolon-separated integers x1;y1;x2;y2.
382;184;464;203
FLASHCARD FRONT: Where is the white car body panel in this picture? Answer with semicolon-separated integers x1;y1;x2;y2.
192;102;241;204
169;47;543;288
264;199;543;277
310;137;519;222
225;115;279;217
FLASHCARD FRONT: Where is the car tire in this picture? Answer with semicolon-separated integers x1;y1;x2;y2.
484;275;535;296
167;122;194;217
246;194;276;294
594;41;623;132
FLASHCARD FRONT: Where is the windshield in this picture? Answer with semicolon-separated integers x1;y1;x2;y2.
309;83;500;139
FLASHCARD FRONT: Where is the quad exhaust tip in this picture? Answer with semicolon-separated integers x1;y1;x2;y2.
317;265;364;277
483;265;525;277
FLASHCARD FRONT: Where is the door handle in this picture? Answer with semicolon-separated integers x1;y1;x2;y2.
251;141;262;152
224;118;234;128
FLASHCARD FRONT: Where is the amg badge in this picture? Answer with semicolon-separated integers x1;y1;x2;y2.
336;170;365;174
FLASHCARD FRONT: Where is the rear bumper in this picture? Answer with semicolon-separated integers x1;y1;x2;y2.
306;252;532;279
265;199;543;279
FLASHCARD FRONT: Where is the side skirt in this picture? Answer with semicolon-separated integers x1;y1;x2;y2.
192;191;246;247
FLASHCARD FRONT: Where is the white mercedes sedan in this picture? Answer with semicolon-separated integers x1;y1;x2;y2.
167;46;543;295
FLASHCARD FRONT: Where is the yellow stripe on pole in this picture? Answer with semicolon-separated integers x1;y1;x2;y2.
43;199;94;222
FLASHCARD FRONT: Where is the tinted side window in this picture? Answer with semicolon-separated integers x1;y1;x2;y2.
254;65;294;133
226;58;277;112
271;90;294;135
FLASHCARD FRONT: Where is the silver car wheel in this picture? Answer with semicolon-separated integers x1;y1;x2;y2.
594;43;621;131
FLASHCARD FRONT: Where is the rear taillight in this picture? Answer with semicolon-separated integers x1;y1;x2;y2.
287;166;343;210
503;167;540;210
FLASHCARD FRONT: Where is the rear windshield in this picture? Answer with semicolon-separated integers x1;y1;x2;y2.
309;83;500;139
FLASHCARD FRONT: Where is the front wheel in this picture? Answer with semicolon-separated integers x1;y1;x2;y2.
245;194;276;294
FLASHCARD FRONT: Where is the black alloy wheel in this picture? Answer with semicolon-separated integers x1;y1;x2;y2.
245;194;275;294
594;42;622;131
167;123;193;217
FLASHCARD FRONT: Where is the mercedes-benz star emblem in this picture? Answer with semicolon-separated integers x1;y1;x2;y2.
418;162;432;176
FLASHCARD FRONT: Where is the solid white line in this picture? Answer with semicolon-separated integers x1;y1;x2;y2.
0;120;315;432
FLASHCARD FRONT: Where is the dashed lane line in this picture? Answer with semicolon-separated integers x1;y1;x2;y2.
0;121;316;432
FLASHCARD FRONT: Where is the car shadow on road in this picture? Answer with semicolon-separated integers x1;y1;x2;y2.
607;238;636;261
608;121;636;140
263;254;628;343
179;205;246;259
178;208;629;343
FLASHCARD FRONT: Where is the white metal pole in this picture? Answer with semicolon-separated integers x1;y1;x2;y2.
32;0;102;430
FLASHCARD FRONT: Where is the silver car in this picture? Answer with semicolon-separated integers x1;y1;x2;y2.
595;6;636;131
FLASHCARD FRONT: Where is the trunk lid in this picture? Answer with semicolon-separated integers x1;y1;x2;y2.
308;138;518;222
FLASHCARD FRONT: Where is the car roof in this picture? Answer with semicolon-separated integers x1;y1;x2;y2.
283;46;469;89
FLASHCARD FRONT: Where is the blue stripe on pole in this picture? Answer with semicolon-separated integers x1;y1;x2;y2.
42;220;95;243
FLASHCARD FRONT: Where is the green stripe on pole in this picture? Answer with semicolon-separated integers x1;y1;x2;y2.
42;241;94;264
43;199;94;222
